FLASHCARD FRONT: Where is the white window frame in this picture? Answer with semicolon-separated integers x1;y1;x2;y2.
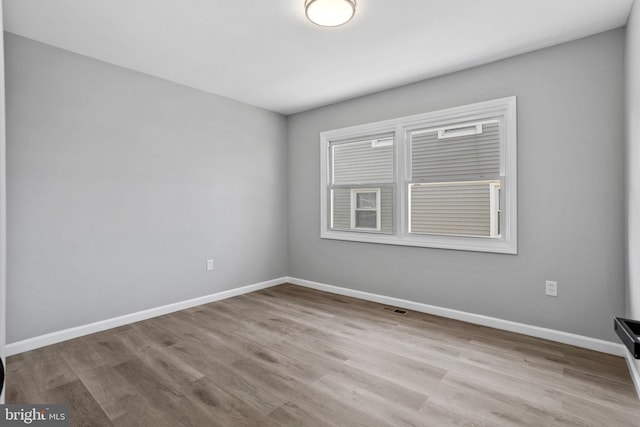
350;188;381;231
320;97;517;254
489;181;501;238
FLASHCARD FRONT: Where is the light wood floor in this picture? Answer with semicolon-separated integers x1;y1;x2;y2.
6;284;640;426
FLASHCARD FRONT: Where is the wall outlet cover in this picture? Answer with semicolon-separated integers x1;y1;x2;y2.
545;280;558;297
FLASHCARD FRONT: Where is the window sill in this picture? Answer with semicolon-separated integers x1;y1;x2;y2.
320;229;517;254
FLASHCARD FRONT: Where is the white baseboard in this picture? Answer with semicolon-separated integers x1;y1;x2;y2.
287;277;626;357
6;277;287;356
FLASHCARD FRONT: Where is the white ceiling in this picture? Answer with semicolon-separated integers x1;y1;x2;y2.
3;0;634;115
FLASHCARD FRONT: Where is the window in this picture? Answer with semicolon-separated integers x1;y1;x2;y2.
351;189;381;230
320;97;517;254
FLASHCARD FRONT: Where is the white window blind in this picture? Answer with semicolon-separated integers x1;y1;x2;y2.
408;120;502;239
410;121;500;182
332;138;394;184
409;181;500;237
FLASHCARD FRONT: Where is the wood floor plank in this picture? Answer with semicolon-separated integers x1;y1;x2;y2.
181;376;268;426
263;401;335;427
74;365;140;421
437;370;567;426
312;373;428;427
45;379;112;427
230;357;387;426
162;342;289;415
7;350;77;397
4;365;46;404
58;339;109;377
6;283;640;426
87;331;139;367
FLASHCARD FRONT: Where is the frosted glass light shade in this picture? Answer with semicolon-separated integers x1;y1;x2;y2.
305;0;356;27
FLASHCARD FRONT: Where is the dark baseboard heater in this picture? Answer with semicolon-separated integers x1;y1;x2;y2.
614;317;640;359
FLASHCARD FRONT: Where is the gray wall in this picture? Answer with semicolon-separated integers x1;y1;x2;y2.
626;0;640;370
4;27;628;345
288;29;625;342
5;34;288;342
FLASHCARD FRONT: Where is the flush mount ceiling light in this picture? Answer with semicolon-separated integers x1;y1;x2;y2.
305;0;356;27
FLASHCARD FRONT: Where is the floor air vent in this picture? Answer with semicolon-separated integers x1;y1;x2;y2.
383;307;407;315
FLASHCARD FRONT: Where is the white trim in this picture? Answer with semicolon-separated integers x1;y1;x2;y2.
319;228;517;253
624;351;640;399
287;277;625;357
437;123;483;139
6;277;287;356
0;0;7;404
371;138;393;148
489;181;500;238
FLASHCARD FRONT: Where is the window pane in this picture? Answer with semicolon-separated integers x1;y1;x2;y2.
409;181;500;238
332;138;394;184
379;187;393;233
357;192;377;209
331;188;351;230
331;187;393;233
411;121;500;181
355;211;377;229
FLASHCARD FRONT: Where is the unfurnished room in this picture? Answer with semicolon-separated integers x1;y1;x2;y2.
0;0;640;425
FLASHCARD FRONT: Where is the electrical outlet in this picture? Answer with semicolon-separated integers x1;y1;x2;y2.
545;280;558;297
206;259;214;271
